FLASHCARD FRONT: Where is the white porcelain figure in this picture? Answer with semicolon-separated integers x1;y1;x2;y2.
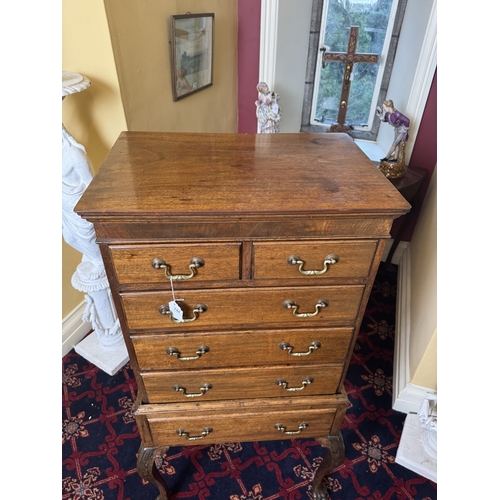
62;71;128;375
255;82;281;133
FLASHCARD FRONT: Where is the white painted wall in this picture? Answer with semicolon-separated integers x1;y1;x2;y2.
274;0;313;132
379;0;436;159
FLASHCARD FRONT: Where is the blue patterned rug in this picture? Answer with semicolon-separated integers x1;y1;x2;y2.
62;264;437;499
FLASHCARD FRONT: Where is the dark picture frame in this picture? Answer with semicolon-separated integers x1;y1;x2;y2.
169;13;214;101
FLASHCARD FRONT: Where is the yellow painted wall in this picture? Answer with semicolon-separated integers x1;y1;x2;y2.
412;328;437;390
409;167;437;390
62;0;128;318
62;1;238;320
104;0;238;132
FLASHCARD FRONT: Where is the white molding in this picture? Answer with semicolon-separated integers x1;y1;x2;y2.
62;301;92;357
392;243;412;412
404;0;437;162
392;244;437;413
259;0;279;89
394;382;437;414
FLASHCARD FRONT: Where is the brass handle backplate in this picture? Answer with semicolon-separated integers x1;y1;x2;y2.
282;299;329;318
158;303;208;323
177;427;213;441
279;341;321;356
151;257;205;280
276;376;314;392
287;254;339;275
167;346;210;361
173;383;213;398
275;422;309;435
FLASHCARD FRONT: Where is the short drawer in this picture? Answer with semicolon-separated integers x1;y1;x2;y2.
110;242;241;284
121;285;364;331
135;396;347;447
253;240;377;280
141;363;343;403
131;327;353;370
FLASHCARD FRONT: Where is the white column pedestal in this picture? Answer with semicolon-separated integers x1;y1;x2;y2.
74;332;129;376
62;71;129;376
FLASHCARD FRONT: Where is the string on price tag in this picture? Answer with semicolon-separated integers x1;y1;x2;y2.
168;275;184;321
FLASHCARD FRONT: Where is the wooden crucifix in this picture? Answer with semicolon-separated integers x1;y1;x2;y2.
322;26;379;133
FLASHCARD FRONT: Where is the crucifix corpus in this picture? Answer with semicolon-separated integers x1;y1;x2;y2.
322;26;379;133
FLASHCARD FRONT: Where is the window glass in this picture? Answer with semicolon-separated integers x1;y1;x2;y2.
313;0;396;129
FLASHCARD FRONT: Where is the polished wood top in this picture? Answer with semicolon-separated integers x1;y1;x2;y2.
75;132;410;218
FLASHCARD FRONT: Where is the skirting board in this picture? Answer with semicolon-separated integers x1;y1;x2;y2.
391;242;437;414
62;301;92;357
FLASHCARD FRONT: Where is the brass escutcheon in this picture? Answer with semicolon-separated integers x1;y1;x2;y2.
151;257;205;280
177;427;213;441
158;303;208;323
167;345;210;361
276;376;314;391
279;340;321;356
282;299;329;317
172;382;213;397
275;422;308;435
287;254;339;275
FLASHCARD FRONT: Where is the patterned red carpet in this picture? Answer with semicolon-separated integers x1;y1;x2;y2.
62;265;437;499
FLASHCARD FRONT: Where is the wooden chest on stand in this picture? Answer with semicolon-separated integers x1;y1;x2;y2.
75;132;410;499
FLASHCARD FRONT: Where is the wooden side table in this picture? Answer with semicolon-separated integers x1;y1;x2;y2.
386;166;427;265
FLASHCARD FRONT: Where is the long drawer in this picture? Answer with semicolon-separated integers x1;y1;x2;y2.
121;285;364;331
141;363;343;403
253;240;377;280
110;242;242;284
131;327;353;370
135;395;348;447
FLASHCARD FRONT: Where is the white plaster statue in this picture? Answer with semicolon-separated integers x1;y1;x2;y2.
417;393;437;461
62;71;128;374
255;82;281;133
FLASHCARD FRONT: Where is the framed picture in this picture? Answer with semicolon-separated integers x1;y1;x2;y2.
169;13;214;101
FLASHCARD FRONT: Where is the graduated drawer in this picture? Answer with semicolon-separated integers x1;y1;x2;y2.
110;242;241;284
121;285;364;331
141;363;342;403
253;240;377;280
131;327;353;370
135;395;346;447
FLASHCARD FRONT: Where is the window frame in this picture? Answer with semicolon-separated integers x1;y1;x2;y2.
300;0;408;141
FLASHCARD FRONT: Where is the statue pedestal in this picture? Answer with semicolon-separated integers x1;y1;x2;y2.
62;71;129;375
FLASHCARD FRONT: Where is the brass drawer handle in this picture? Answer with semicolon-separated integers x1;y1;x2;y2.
158;303;208;323
167;345;210;361
275;422;309;435
282;299;329;317
151;257;205;280
287;254;339;275
276;376;314;391
177;427;213;441
279;341;321;356
172;383;213;397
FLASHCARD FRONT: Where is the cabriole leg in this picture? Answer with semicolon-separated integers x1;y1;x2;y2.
312;433;345;499
137;443;170;500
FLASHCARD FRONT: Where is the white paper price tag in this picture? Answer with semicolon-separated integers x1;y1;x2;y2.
168;300;184;322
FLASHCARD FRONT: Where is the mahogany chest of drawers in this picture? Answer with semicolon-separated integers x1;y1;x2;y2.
75;132;410;499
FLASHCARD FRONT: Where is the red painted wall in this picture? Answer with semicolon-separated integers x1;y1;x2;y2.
391;69;437;241
237;0;261;133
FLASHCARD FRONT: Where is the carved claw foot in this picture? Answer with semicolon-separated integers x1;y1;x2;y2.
137;443;170;500
311;434;345;499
